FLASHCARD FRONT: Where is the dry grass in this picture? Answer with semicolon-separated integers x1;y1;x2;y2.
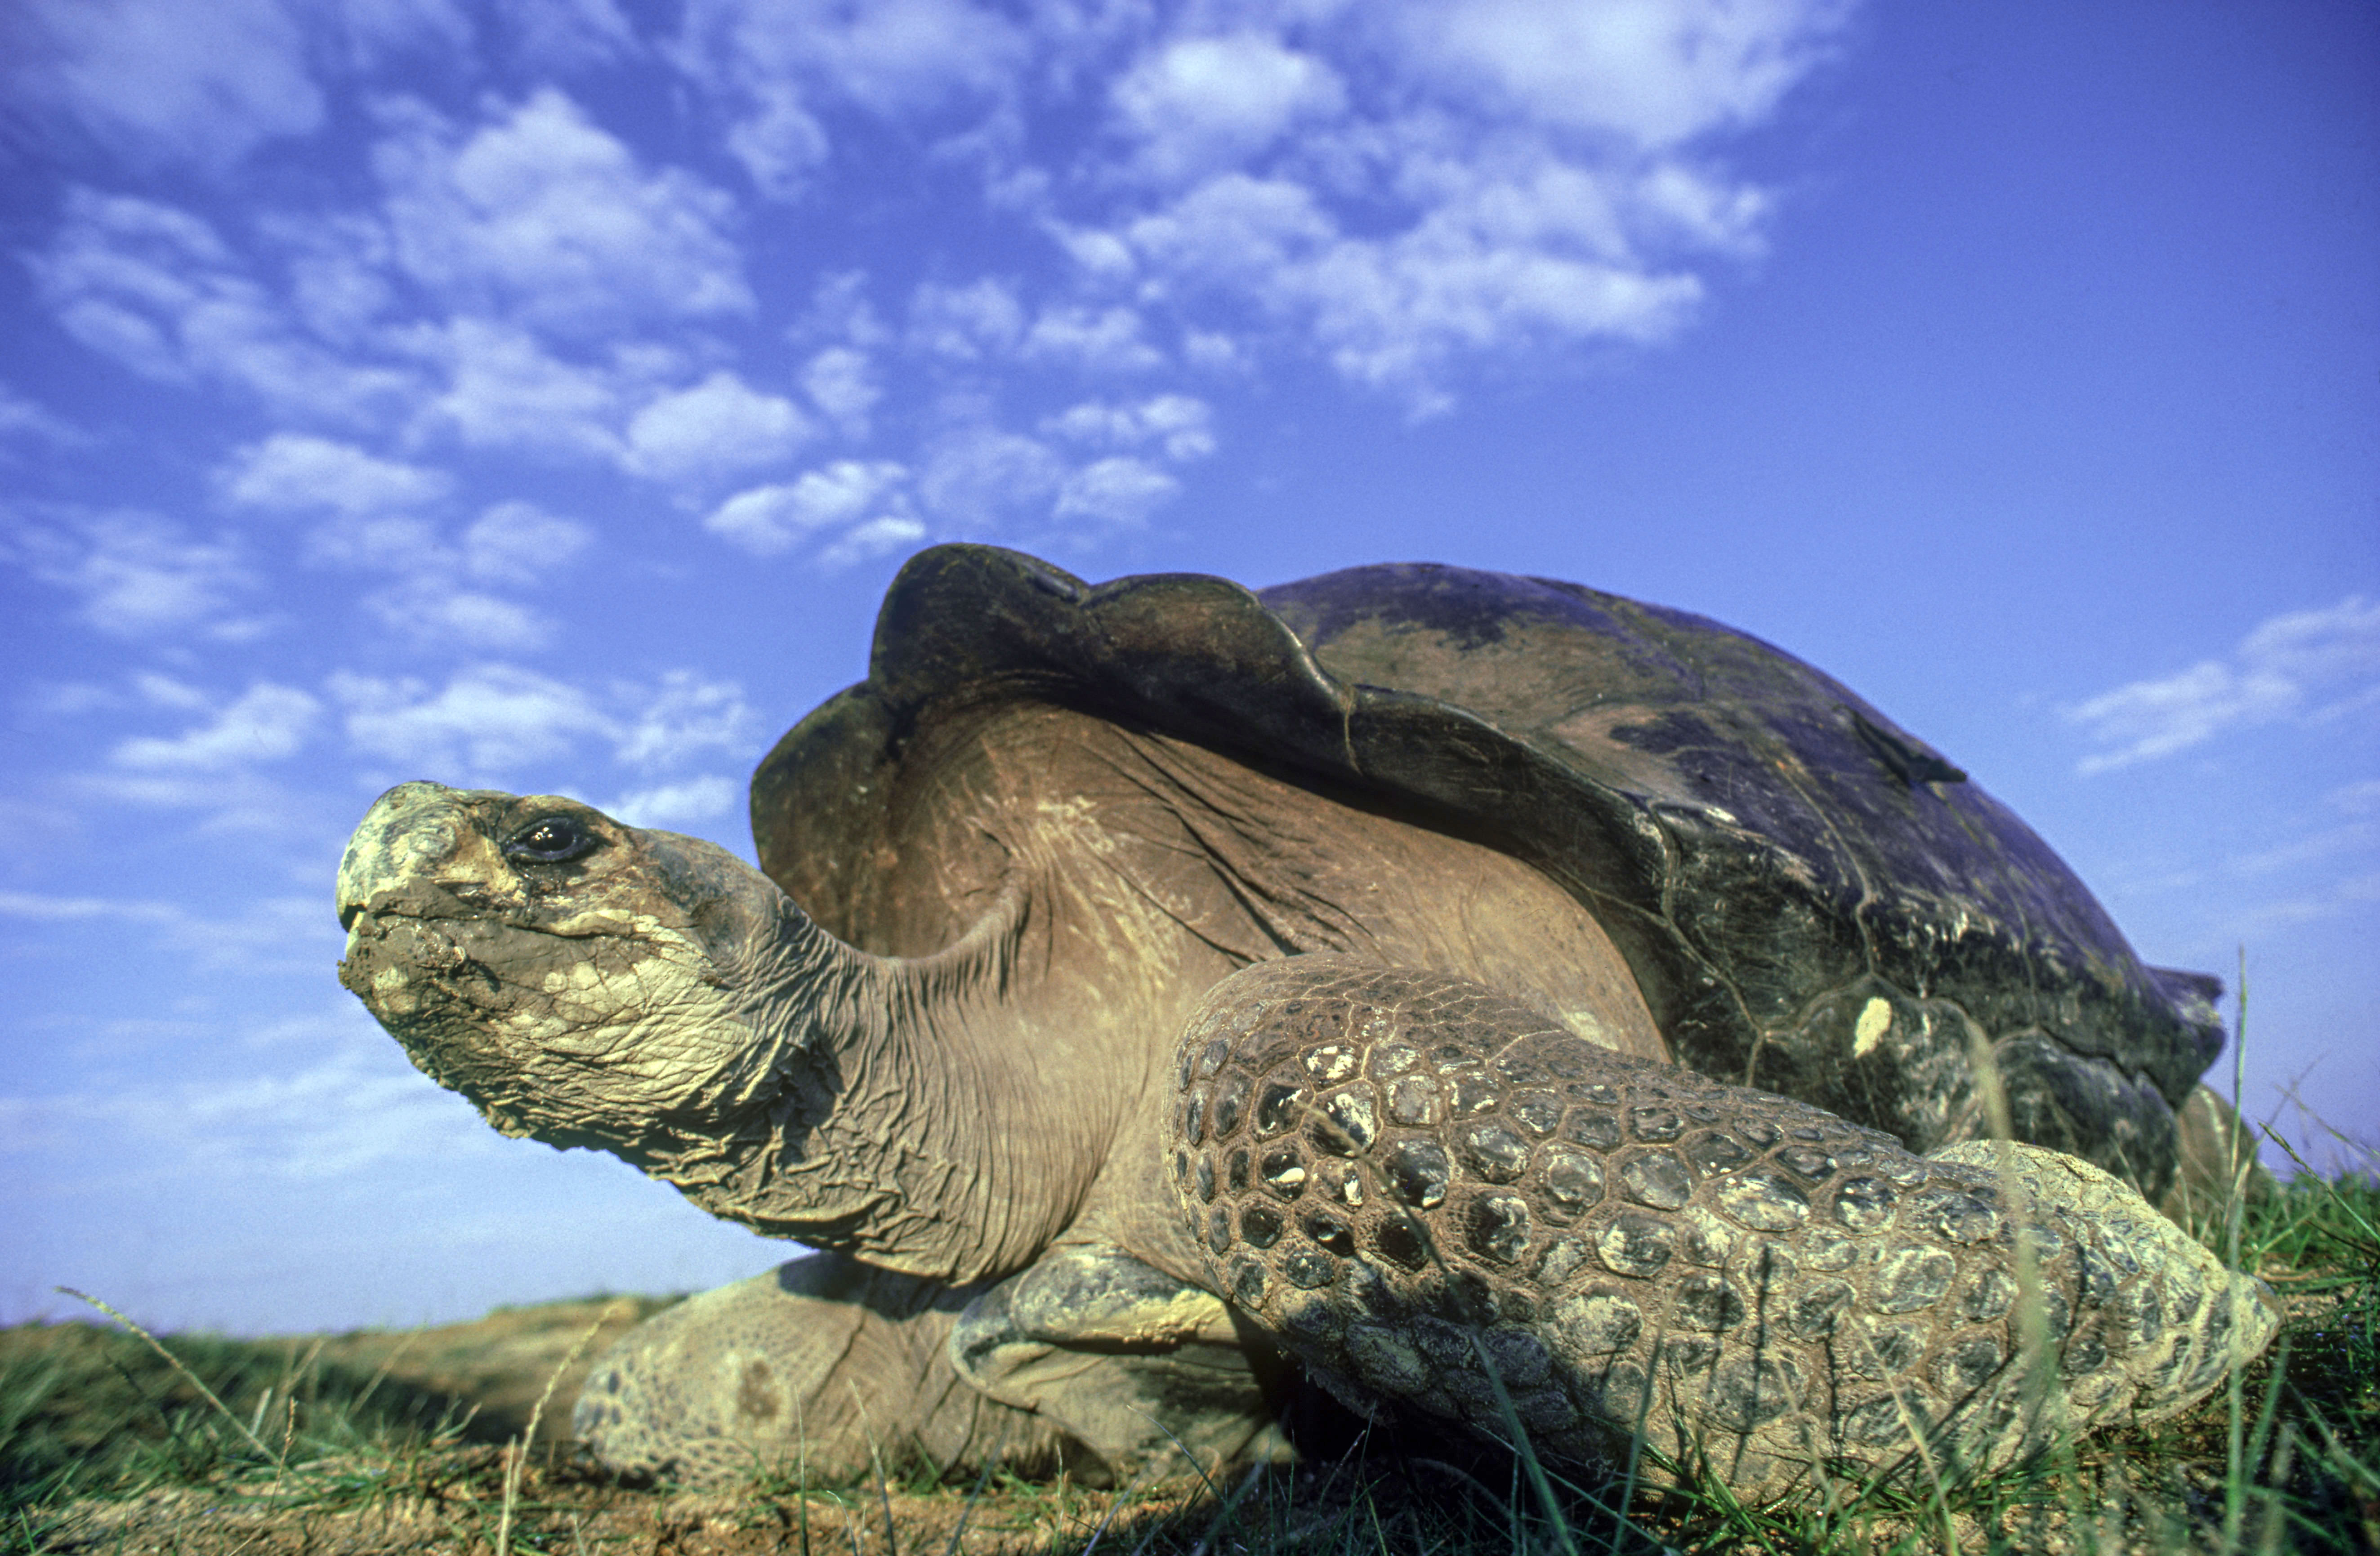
7;1155;2372;1556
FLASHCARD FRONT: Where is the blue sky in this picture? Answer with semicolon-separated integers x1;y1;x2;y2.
3;0;2373;1337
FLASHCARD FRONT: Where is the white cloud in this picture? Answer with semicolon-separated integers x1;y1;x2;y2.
818;515;928;569
794;269;888;348
335;664;614;776
1118;156;1709;403
374;89;753;336
2328;779;2380;818
300;512;442;574
0;1021;487;1181
2069;597;2380;773
705;459;911;556
112;682;319;771
675;0;1028;196
1392;0;1849;147
622;370;814;484
507;0;637;69
266;210;404;348
411;317;632;460
217;434;451;516
1112;33;1346;187
614;671;758;769
366;582;551;651
1021;304;1165;373
14;0;323;168
991;2;1839;406
333;663;754;780
1041;394;1215;461
1053;455;1178;528
31;190;421;424
919;428;1063;524
0;889;336;972
801;345;880;435
6;509;259;638
0;888;179;925
607;775;741;829
0;384;90;449
462;500;593;585
210;456;579;649
908;278;1026;360
133;673;210;711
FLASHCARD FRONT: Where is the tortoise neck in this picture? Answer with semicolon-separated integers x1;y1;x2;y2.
683;883;1110;1284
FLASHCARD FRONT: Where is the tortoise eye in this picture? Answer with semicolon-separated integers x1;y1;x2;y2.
505;815;598;864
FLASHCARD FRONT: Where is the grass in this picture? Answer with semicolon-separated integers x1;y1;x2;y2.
8;1158;2375;1554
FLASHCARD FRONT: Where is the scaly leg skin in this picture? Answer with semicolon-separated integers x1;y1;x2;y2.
948;1243;1304;1484
574;1253;1076;1487
1168;956;2280;1500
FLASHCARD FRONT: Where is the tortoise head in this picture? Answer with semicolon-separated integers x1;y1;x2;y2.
337;781;804;1157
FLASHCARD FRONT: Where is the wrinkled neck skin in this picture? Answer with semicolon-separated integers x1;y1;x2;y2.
701;885;1116;1283
338;785;1114;1287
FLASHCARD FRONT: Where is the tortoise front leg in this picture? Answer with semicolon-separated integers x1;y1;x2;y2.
574;1253;1073;1487
948;1243;1308;1484
1168;956;2279;1500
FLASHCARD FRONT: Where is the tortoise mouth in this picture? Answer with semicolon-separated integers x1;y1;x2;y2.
338;910;501;1034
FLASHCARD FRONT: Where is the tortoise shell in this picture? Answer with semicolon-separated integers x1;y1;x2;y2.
752;544;2219;1199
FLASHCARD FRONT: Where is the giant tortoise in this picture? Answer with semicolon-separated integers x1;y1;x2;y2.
336;544;2273;1500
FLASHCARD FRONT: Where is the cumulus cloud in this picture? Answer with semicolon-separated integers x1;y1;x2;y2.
1021;305;1165;373
800;346;880;436
0;888;179;926
622;371;813;485
0;384;90;450
1002;0;1834;404
269;504;574;651
1111;32;1346;187
25;0;1848;445
208;437;586;648
818;515;928;569
0;1017;488;1180
1116;157;1710;403
2068;597;2380;773
0;889;338;973
614;671;758;769
705;459;911;556
331;663;758;783
908;278;1026;361
508;0;637;70
607;774;741;829
30;190;421;424
217;434;451;516
366;584;551;651
411;317;631;460
13;0;323;168
112;682;319;771
5;509;259;638
918;428;1064;525
462;501;592;586
1054;455;1178;528
334;663;614;776
674;0;1028;197
1040;394;1215;461
1391;0;1850;146
374;89;753;335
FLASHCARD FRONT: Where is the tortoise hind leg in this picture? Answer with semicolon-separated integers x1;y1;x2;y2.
574;1253;1071;1487
1168;955;2279;1498
2158;1083;2277;1225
